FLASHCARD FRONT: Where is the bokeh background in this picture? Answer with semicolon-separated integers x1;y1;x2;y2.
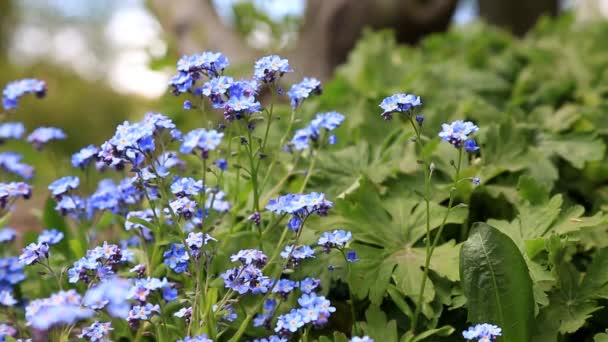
1;0;607;230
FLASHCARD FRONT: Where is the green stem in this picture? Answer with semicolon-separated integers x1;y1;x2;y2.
299;148;318;192
246;128;260;212
410;146;463;334
261;108;296;191
340;249;358;335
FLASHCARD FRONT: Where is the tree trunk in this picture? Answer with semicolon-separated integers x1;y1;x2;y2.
479;0;559;36
147;0;458;79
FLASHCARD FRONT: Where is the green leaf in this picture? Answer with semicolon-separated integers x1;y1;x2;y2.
401;325;454;342
595;331;608;342
460;223;535;342
539;133;606;169
359;305;398;342
323;178;466;305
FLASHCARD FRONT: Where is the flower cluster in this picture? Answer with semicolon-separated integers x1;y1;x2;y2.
462;323;502;341
221;249;272;294
25;290;94;330
19;228;63;265
267;192;333;232
379;93;422;120
253;55;292;84
0;256;24;291
0;152;34;179
164;243;190;273
83;277;132;319
438;120;480;150
0;51;370;342
78;321;113;341
169;51;230;94
0;122;25;141
0;181;31;209
68;242;132;284
291;111;345;150
288;77;322;108
0;227;16;244
2;78;46;110
275;292;336;335
27;127;66;150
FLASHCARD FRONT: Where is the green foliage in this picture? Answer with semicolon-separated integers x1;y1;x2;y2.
460;223;535;342
301;15;608;340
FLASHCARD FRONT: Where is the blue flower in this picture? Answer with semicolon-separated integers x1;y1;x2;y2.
0;122;25;140
162;287;178;302
350;337;374;342
266;193;333;216
275;310;305;333
178;334;213;342
223;94;262;120
25;290;94;330
462;323;502;341
288;77;321;107
0;290;17;306
19;242;49;265
128;303;160;321
125;209;155;231
0;182;32;208
71;145;99;169
346;250;359;262
169;72;193;94
287;216;302;231
48;176;79;198
438;120;479;148
213;303;238;321
84;277;132;318
0;152;34;179
230;249;268;267
464;139;480;152
163;243;190;273
0;228;16;243
280;245;315;264
299;277;321;293
318;230;352;249
26;127;66;149
221;264;270;295
253;336;287;342
215;158;228;171
0;323;16;339
290;112;345;150
174;306;192;320
171;177;204;197
311;112;345;131
202;75;233;98
254;55;292;83
180;128;224;155
0;256;25;289
2;78;46;110
379;93;422;120
272;279;297;295
169;197;197;219
37;229;64;245
78;321;113;341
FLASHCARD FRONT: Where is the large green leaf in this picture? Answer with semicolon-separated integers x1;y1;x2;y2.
460;222;535;342
322;178;466;307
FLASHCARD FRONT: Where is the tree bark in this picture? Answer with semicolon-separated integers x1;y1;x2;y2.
479;0;559;36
